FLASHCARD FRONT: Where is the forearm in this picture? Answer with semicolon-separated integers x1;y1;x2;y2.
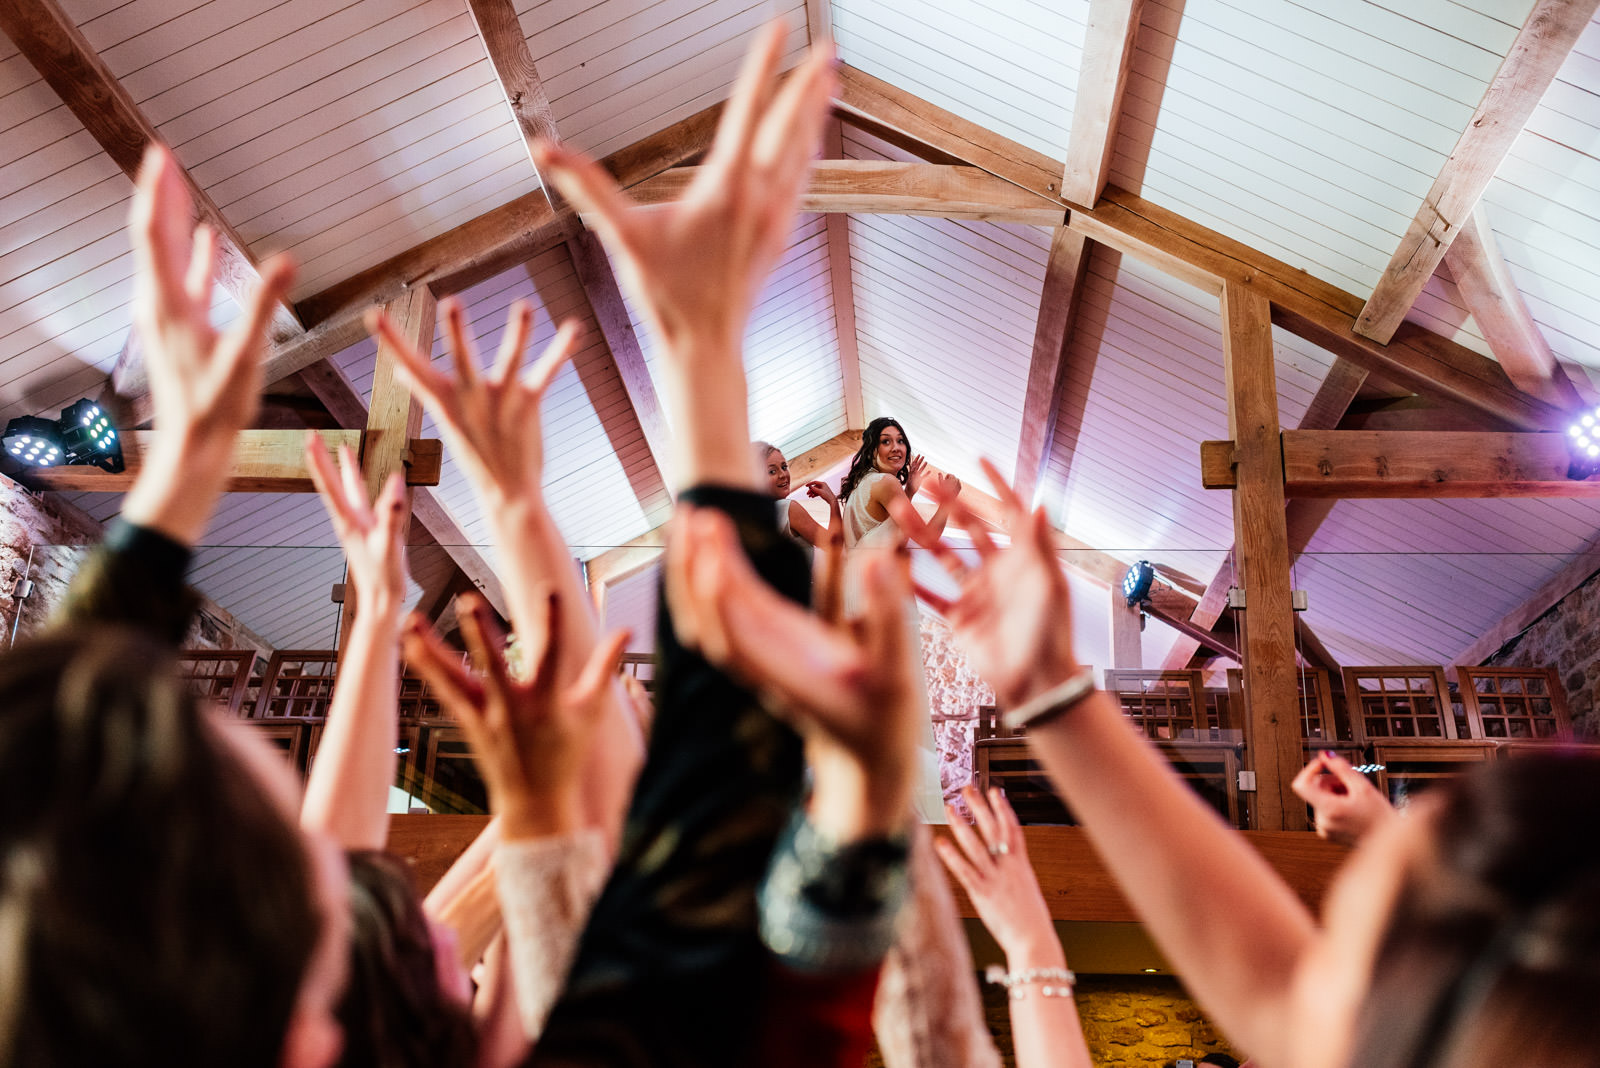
659;339;758;490
1000;936;1092;1068
923;499;954;541
299;603;400;850
486;496;642;844
120;430;234;547
433;865;503;970
1027;691;1314;1060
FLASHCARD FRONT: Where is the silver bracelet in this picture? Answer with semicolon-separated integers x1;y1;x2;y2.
985;964;1077;999
1002;668;1097;731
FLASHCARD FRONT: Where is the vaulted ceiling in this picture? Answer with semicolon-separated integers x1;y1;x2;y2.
4;0;1599;673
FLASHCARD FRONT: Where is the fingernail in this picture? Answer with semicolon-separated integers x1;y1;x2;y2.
1322;750;1336;760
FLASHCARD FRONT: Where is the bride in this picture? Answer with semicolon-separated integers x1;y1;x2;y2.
838;418;960;550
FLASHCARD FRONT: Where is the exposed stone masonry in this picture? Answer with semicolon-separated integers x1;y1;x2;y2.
1485;564;1600;739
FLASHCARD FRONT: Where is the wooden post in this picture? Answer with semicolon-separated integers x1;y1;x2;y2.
338;284;436;656
1221;281;1306;831
1109;586;1142;669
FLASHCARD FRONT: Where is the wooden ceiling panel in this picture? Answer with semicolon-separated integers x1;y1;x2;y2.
831;0;1086;159
60;0;545;304
599;558;659;655
1110;0;1532;301
521;0;806;160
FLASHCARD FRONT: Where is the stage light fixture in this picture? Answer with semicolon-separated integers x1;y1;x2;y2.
2;417;64;468
1122;560;1155;607
1566;405;1600;480
57;399;124;472
3;398;124;474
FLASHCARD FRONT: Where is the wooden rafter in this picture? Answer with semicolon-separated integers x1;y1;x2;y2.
822;119;866;429
457;0;674;516
1355;0;1600;343
830;65;1567;432
0;0;302;345
13;430;440;493
1061;0;1147;207
1013;228;1094;504
629;162;1065;224
1201;429;1599;498
1443;203;1584;409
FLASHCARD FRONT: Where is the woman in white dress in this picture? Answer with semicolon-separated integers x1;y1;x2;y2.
838;418;960;551
752;441;841;560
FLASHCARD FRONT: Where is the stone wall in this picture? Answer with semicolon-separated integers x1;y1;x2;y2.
0;473;271;661
1484;565;1600;739
866;974;1241;1067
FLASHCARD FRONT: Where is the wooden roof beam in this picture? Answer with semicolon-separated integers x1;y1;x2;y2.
1061;0;1148;207
1201;429;1600;498
1442;203;1584;409
629;161;1065;224
1013;228;1095;503
1453;530;1600;671
0;0;302;347
1355;0;1599;343
821;118;866;428
831;65;1566;432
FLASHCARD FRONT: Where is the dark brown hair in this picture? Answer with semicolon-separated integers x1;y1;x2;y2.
839;417;911;502
0;626;320;1067
1350;752;1600;1068
337;850;478;1068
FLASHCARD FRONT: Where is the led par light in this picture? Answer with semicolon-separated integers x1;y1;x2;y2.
58;399;124;473
2;416;64;468
1122;560;1155;607
1567;405;1600;480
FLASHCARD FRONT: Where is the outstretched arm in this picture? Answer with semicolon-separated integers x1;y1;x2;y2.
370;303;642;847
938;786;1091;1068
890;461;1316;1067
298;443;407;849
120;146;294;547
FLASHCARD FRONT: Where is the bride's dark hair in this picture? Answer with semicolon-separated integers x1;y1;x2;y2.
840;417;910;502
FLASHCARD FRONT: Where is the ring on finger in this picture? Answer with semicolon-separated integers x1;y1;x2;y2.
987;841;1009;857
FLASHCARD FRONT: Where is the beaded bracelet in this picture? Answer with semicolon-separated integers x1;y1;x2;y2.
985;964;1077;1000
1002;667;1097;731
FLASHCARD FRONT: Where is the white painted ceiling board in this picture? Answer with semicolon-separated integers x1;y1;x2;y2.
600;558;659;655
830;0;1086;159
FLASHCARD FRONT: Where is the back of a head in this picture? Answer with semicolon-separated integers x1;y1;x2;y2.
338;850;477;1068
0;626;319;1067
1351;751;1600;1068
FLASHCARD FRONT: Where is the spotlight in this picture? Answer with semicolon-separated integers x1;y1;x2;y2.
2;416;64;468
57;399;123;472
1122;560;1155;607
1565;405;1600;480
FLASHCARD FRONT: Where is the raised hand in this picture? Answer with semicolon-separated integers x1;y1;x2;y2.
936;786;1059;965
304;441;407;618
533;22;837;489
666;506;920;837
886;459;1080;709
121;145;295;545
804;480;838;508
1291;751;1394;846
536;26;835;358
369;299;580;509
403;593;630;841
905;455;928;497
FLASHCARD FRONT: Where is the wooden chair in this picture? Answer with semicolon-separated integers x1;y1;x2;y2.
1103;670;1210;740
251;719;313;775
1342;666;1456;742
176;649;258;717
254;650;338;718
1455;665;1571;741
